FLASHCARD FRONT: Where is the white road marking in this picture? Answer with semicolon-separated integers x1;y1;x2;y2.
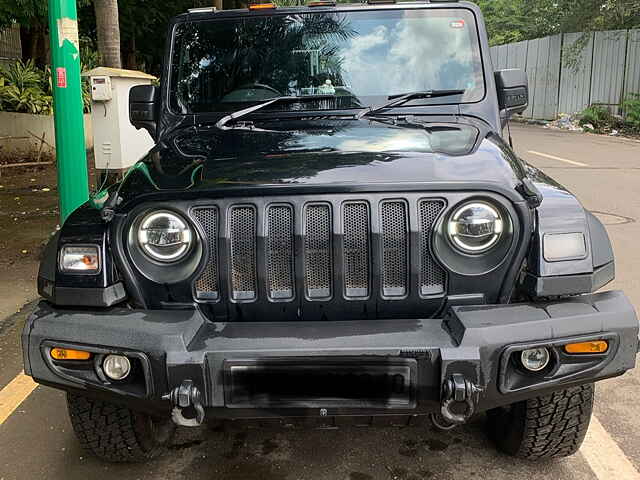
0;371;37;425
527;150;589;167
581;414;640;479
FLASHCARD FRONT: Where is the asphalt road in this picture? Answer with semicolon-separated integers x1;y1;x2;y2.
1;124;639;480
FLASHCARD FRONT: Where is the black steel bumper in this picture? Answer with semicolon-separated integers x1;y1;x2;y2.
22;291;639;422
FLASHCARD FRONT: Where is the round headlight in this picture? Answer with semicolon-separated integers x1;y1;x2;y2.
137;211;192;262
447;202;503;254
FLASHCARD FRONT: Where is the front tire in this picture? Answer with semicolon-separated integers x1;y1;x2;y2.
487;384;594;459
67;393;175;463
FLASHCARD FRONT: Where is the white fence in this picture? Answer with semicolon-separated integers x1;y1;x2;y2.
490;29;640;120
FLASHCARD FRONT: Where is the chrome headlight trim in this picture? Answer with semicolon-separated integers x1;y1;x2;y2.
136;210;193;263
447;201;504;254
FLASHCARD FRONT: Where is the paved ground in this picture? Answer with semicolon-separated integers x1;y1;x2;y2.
1;124;639;480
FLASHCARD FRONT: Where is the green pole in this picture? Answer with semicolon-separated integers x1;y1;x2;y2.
48;0;89;223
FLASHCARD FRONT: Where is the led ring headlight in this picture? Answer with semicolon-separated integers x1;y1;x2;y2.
137;210;192;262
447;202;503;254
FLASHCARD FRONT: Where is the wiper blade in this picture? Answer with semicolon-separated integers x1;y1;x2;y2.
216;95;338;129
356;89;465;119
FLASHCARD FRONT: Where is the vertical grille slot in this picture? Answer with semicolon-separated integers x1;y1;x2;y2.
380;200;408;297
229;205;257;301
266;204;295;300
419;200;446;296
343;202;370;298
304;203;332;299
193;207;219;300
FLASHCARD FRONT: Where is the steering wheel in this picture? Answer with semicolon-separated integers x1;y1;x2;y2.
221;83;282;102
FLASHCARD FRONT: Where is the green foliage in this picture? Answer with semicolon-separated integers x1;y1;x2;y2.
477;0;640;46
0;60;52;114
0;0;47;30
622;93;640;131
79;36;100;113
0;59;43;90
80;35;102;72
578;104;618;133
578;104;613;130
0;85;53;114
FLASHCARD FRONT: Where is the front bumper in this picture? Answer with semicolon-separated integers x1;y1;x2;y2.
22;291;639;421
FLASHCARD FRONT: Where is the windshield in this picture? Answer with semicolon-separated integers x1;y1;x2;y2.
169;8;485;114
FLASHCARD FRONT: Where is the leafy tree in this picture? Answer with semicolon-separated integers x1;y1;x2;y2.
477;0;640;46
0;0;91;67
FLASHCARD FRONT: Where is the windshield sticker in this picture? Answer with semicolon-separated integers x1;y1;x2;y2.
450;20;465;28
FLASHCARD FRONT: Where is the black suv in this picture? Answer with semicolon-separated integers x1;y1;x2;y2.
23;0;639;463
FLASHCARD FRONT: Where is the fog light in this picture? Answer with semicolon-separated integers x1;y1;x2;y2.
520;347;550;372
103;355;131;380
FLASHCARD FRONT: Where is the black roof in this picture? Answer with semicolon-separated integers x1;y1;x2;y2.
177;0;475;21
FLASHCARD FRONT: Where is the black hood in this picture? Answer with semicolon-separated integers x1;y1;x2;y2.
115;118;528;208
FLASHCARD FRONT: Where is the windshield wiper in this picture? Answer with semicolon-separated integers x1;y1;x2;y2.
356;89;465;119
216;94;338;129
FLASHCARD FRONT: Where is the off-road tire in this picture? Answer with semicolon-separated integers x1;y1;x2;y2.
487;384;594;459
67;393;175;463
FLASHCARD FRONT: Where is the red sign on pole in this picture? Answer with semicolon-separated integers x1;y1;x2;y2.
56;67;67;88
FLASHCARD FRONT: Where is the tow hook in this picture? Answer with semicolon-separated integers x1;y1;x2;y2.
162;379;205;427
438;373;481;425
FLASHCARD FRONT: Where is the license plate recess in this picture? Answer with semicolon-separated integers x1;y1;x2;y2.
223;357;417;409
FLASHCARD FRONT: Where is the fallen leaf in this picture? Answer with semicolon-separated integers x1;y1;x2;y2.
21;249;28;254
42;188;50;192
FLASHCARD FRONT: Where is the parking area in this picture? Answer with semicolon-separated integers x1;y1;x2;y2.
0;123;639;480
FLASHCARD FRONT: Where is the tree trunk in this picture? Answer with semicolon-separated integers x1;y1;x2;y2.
94;0;122;68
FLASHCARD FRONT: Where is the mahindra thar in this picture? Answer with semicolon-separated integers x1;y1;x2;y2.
23;0;639;463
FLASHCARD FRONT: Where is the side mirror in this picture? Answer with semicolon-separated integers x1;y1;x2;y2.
495;69;528;116
129;84;158;140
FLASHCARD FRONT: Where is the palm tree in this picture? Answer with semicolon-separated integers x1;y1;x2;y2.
94;0;121;68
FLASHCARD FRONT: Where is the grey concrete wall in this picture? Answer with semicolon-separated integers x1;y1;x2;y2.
0;112;93;156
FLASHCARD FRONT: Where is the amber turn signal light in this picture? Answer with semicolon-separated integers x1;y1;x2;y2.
50;348;92;361
564;340;608;354
248;2;276;9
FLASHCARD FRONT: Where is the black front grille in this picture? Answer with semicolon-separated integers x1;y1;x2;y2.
265;204;295;300
191;195;446;305
229;205;257;300
343;201;370;298
419;200;446;296
304;204;333;299
380;200;409;298
192;206;219;300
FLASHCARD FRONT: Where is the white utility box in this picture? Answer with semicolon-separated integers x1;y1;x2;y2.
83;67;157;171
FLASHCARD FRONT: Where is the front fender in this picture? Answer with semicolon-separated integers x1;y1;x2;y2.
522;176;614;297
37;203;127;307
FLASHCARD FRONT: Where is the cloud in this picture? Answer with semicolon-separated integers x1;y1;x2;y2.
339;15;480;97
